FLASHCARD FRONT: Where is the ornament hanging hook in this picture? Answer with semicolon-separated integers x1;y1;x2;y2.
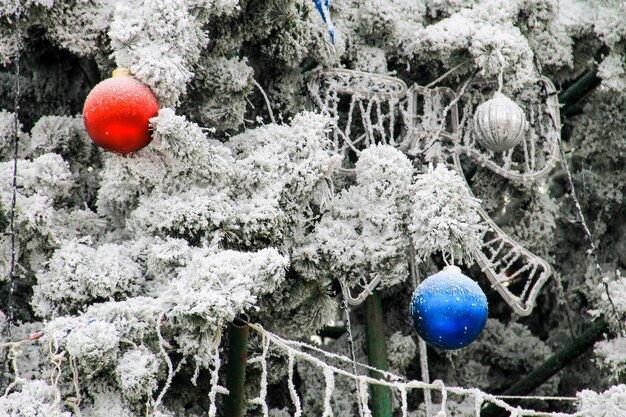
496;49;505;94
340;274;383;306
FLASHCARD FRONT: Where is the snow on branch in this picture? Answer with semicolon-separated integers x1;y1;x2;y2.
109;0;215;106
409;163;485;265
315;144;413;288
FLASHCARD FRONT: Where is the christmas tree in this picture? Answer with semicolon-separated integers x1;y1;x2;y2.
1;0;625;416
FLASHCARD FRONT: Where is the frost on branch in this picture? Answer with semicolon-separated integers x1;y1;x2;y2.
315;145;413;288
28;115;102;206
594;337;626;381
588;269;626;333
0;153;72;201
577;384;626;417
137;237;191;287
0;110;19;159
226;112;340;248
181;55;254;131
115;348;161;401
33;239;142;317
147;108;235;182
333;0;425;71
82;388;134;417
123;110;337;249
83;297;162;342
501;185;558;257
108;0;211;106
0;1;112;62
387;331;417;374
29;115;99;165
128;188;235;244
0;380;70;417
256;278;337;338
97;108;233;221
0;153;77;262
409;164;485;265
160;247;288;364
65;320;121;374
597;52;626;92
410;2;536;88
39;0;113;57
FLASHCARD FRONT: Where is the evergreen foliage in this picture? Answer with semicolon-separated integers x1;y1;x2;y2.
0;0;625;415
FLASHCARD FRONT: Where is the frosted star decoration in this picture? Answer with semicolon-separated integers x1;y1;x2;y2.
472;92;528;153
308;68;560;316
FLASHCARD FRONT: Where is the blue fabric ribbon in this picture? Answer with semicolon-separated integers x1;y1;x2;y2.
313;0;335;44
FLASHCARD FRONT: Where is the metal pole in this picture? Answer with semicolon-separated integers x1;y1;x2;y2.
364;290;393;417
559;68;600;116
481;319;610;417
223;316;249;417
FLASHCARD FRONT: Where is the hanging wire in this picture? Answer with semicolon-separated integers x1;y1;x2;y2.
425;59;472;89
494;395;579;402
341;299;365;416
252;79;276;124
246;322;586;417
557;141;625;336
1;0;23;391
409;243;433;416
531;55;577;340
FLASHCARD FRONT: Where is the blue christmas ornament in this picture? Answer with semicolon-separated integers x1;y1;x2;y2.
410;265;488;350
313;0;335;44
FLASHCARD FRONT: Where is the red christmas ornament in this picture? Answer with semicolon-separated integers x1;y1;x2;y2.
83;69;159;154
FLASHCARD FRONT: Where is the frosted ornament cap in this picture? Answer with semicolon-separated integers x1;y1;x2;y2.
473;92;527;153
442;265;462;274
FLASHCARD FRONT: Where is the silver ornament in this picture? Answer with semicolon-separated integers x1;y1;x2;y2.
473;92;527;153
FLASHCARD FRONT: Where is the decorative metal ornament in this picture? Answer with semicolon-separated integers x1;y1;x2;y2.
308;68;561;316
472;92;527;153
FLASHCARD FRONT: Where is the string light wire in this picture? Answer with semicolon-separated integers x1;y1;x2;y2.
557;141;625;335
1;0;23;391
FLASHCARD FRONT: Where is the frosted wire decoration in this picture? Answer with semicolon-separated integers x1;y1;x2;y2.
308;68;560;316
249;330;271;417
0;321;587;417
243;323;583;417
407;78;561;183
207;326;228;417
340;275;382;306
307;68;409;156
341;298;365;416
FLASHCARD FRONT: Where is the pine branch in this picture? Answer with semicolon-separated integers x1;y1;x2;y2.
481;318;611;417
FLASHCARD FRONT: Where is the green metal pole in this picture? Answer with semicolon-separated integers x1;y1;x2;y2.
481;319;610;417
364;290;393;417
559;68;600;116
223;317;249;417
